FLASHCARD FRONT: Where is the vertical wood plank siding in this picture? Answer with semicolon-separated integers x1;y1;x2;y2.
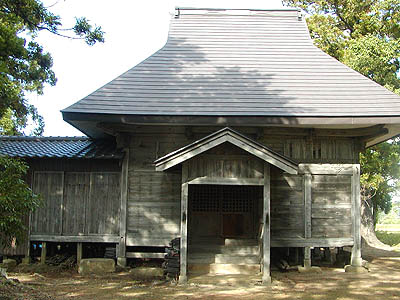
311;175;352;238
31;171;120;237
32;172;64;235
270;168;305;238
126;128;358;247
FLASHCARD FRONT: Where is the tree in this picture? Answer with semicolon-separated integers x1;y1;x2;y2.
0;0;104;133
0;157;40;249
283;0;400;243
0;0;104;249
283;0;400;93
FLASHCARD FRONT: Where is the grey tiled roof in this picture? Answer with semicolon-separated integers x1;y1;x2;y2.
0;136;123;159
62;8;400;118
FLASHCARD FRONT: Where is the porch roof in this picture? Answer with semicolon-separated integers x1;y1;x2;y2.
154;127;298;174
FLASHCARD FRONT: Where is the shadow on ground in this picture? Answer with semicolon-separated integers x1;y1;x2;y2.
4;244;400;300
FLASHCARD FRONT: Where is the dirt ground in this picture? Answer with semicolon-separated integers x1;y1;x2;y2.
3;245;400;300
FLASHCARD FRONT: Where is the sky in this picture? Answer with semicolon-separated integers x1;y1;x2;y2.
29;0;286;137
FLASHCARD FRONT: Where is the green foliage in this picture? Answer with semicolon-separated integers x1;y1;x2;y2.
0;0;104;134
283;0;400;223
0;156;40;248
378;202;400;224
360;140;400;215
376;231;400;248
283;0;400;93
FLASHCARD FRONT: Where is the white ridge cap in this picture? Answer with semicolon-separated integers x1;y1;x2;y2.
175;7;299;16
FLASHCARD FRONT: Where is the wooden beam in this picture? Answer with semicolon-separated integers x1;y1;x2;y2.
30;235;120;243
187;177;264;186
95;123;388;139
304;173;312;268
262;163;271;284
126;252;165;259
271;238;354;247
40;242;47;264
118;148;129;267
299;164;354;175
351;164;362;267
179;162;189;284
77;242;83;266
304;247;311;268
361;128;389;143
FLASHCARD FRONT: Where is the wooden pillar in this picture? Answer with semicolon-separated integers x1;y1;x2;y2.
118;148;129;267
351;164;362;267
262;163;271;284
77;243;83;266
40;242;47;264
179;162;189;284
304;173;312;268
304;247;311;268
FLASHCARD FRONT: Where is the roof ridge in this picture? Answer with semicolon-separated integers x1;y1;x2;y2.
175;7;300;11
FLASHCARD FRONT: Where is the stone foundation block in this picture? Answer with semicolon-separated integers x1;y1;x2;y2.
298;266;322;273
78;258;115;275
130;267;164;280
0;259;17;271
344;265;369;273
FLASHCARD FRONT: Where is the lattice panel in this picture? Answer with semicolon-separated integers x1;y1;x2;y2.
190;185;220;212
190;185;261;213
222;186;257;213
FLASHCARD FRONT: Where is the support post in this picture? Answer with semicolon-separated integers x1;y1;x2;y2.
179;162;189;284
304;173;312;268
304;247;311;268
77;242;83;266
351;164;362;267
40;242;47;264
262;163;271;284
118;148;129;267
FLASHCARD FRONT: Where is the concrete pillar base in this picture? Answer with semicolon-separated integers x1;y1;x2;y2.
117;257;127;267
303;258;312;269
350;256;363;267
178;274;187;284
344;265;368;273
262;275;272;285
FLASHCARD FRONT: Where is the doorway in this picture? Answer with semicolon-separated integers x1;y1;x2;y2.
188;185;263;240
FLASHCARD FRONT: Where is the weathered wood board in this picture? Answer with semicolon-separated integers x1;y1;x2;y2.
125;127;359;248
311;174;352;238
31;171;120;238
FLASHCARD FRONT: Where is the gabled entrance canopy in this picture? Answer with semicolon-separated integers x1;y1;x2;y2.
154;127;298;174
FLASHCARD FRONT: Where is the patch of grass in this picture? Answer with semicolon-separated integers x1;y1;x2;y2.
376;231;400;247
376;224;400;231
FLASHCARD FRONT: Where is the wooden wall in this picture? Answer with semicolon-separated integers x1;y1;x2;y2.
270;167;304;239
125;126;360;247
31;170;121;238
311;174;352;238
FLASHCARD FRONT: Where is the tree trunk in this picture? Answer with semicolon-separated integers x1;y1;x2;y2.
360;196;390;249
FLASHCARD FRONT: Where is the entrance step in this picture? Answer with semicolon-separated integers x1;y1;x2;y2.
189;254;260;264
189;263;261;275
190;245;259;255
190;238;258;246
188;238;261;275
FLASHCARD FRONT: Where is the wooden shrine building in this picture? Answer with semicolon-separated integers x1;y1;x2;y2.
2;8;400;283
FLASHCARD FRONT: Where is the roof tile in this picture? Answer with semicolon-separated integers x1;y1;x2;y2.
0;136;123;159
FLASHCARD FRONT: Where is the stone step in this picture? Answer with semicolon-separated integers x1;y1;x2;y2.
190;238;258;247
189;245;260;255
188;254;260;264
189;263;261;275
